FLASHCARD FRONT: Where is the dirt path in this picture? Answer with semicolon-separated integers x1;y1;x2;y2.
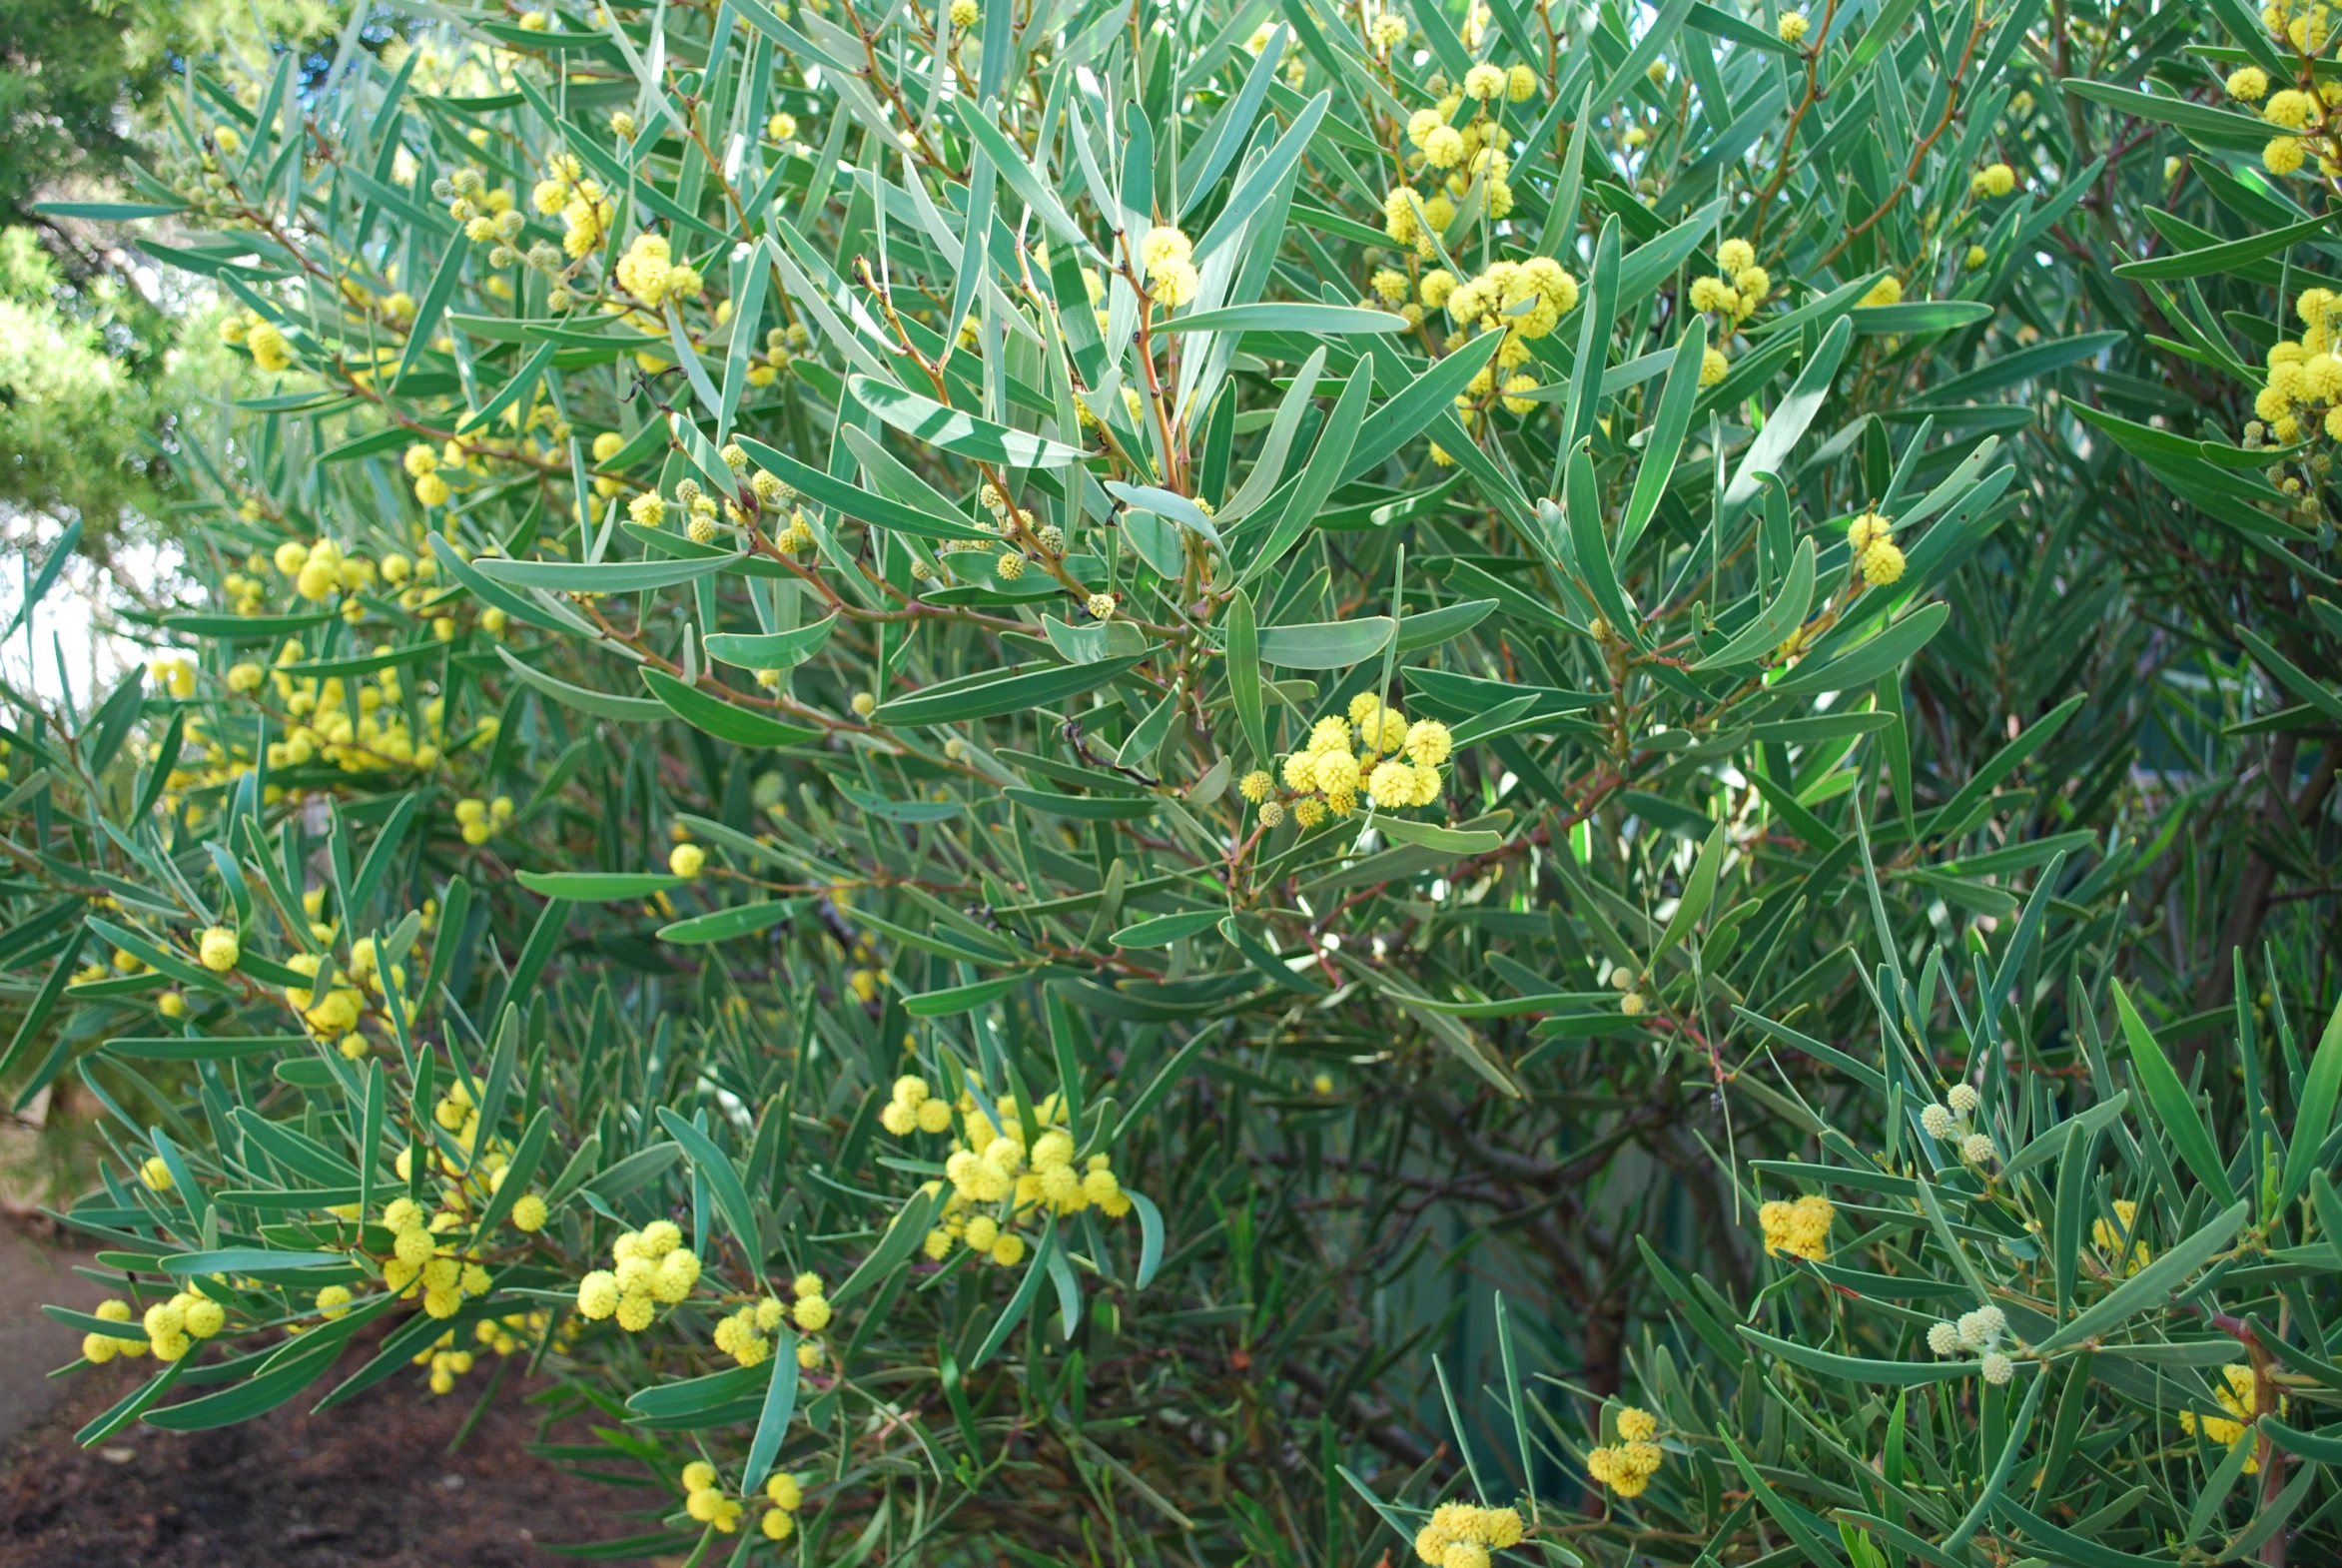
0;1234;105;1451
0;1236;655;1567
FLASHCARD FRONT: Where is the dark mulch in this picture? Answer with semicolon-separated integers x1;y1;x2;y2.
0;1340;657;1568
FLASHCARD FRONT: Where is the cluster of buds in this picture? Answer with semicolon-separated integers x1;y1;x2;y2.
1917;1081;1994;1165
1925;1302;2016;1385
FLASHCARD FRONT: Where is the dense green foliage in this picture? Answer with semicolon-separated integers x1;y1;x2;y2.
17;0;2342;1564
0;0;340;526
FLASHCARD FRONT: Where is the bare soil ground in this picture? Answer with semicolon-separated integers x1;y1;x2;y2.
0;1234;654;1568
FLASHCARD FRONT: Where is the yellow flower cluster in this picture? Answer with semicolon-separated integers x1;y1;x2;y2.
1968;161;2016;198
675;1463;809;1540
219;309;297;373
198;925;241;972
402;439;456;508
2091;1197;2152;1275
923;1090;1133;1264
761;1471;805;1540
1586;1409;1664;1498
145;655;197;700
455;794;514;845
682;1460;745;1533
1412;1500;1524;1567
281;952;371;1052
711;1280;831;1368
2183;1363;2273;1471
275;537;375;604
1688;238;1771;325
388;1078;528;1232
440;168;515;245
1140;224;1199;308
576;1220;701;1331
711;1293;784;1366
408;1314;545;1394
80;1298;153;1364
1758;1192;1834;1259
259;636;446;773
1272;694;1453;823
478;1307;554;1356
1439;256;1578;355
880;1072;960;1136
2251;289;2342;442
1380;71;1534;253
2239;0;2342;169
109;1289;229;1363
2263;0;2333;49
380;1193;496;1318
1846;509;1905;586
281;926;427;1055
615;232;703;308
788;1270;834;1333
529;154;611;258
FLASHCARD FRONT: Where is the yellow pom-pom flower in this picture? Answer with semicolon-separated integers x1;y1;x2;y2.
198;926;241;972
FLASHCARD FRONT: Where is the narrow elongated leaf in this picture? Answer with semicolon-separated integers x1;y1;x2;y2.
1255;617;1393;669
1694;538;1819;669
732;437;1000;540
1160;305;1406;336
1771;602;1950;696
471;553;742;593
1722;316;1853;519
657;901;804;944
2110;979;2238;1203
496;646;669;722
640;668;820;747
873;656;1146;726
849;376;1088;467
1618;319;1706;557
657;1108;763;1283
703;615;839;670
741;1333;801;1495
